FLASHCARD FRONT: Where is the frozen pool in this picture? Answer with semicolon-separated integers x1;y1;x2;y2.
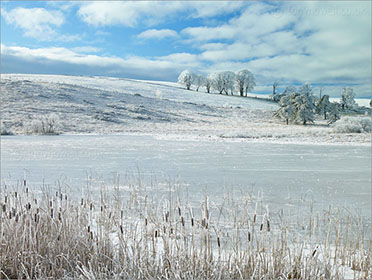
1;135;371;218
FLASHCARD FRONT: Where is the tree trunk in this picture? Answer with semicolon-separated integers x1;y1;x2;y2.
286;119;289;125
324;112;327;120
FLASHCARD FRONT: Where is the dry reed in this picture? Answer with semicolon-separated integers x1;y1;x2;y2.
0;179;370;279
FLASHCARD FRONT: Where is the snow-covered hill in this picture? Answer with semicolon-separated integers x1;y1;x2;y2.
1;74;370;145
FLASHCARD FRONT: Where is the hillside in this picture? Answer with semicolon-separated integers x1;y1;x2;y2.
1;74;370;145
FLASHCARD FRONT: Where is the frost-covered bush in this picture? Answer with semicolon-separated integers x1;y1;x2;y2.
1;124;13;135
30;114;60;135
333;116;371;133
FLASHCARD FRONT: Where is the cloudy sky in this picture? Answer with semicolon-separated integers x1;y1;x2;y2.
1;1;371;97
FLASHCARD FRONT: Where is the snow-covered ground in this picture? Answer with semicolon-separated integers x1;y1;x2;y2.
1;74;370;145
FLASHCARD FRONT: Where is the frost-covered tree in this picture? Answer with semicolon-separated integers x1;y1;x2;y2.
299;82;316;106
275;92;315;125
273;94;294;124
292;93;315;125
209;72;224;94
340;87;357;110
273;85;296;102
316;94;332;120
222;71;235;95
195;74;205;92
283;85;297;95
210;71;235;95
327;102;340;124
235;70;255;97
299;82;313;97
205;75;213;93
178;70;195;90
244;72;256;96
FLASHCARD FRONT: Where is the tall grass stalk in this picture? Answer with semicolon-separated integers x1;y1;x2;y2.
0;180;370;279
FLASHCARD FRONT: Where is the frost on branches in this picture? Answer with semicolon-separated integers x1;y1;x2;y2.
178;70;195;90
177;69;255;96
340;87;357;110
235;70;256;97
274;83;315;125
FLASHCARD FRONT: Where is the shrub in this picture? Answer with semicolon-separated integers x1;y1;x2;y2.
30;114;60;135
333;116;371;133
0;124;13;135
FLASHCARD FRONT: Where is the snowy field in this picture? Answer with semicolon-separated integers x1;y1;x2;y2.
1;74;370;145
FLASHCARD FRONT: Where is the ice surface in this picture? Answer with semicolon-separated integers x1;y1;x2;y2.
1;135;370;218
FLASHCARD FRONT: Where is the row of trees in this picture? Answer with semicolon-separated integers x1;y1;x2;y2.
178;69;256;96
178;70;362;126
274;83;358;125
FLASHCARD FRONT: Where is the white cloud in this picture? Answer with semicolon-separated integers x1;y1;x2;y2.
2;7;81;42
180;1;370;96
2;7;64;40
138;29;178;40
71;46;101;53
1;44;202;81
77;1;246;27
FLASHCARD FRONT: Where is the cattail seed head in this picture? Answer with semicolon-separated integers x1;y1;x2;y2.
217;237;220;247
248;232;251;242
120;225;123;234
191;217;194;227
2;204;6;212
267;220;270;232
260;223;263;231
181;216;185;227
178;207;181;216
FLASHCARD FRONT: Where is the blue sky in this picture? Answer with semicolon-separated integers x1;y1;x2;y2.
1;1;371;97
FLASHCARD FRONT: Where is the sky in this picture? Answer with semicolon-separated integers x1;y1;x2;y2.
1;1;371;97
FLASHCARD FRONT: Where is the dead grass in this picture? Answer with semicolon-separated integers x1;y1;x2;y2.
0;180;370;279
